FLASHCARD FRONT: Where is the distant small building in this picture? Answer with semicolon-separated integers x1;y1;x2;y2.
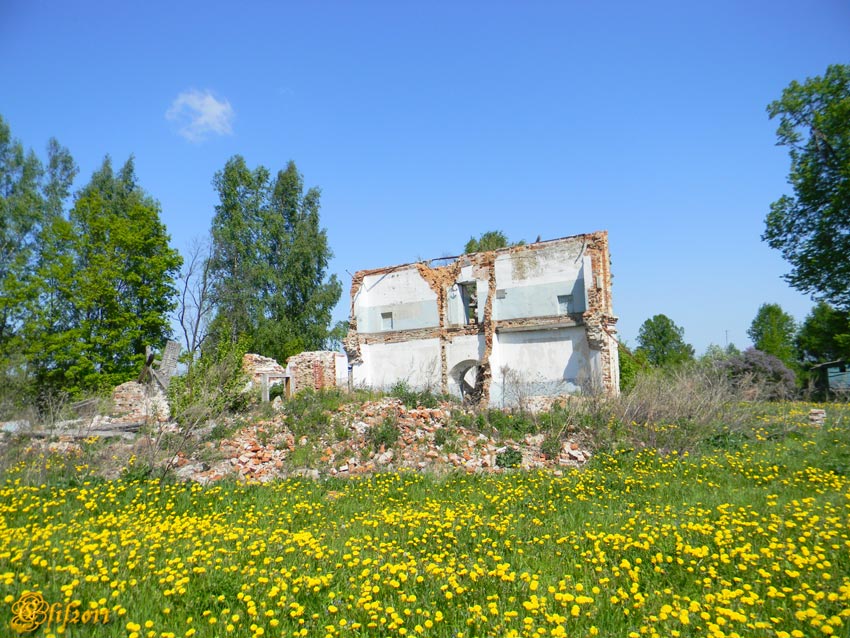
811;360;850;398
343;231;619;407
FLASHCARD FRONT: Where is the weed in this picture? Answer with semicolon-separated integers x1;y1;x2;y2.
496;446;522;468
1;403;849;638
209;421;238;441
540;433;562;459
449;410;475;430
288;441;318;468
368;417;400;451
283;389;355;438
389;380;451;409
433;426;452;447
333;422;351;442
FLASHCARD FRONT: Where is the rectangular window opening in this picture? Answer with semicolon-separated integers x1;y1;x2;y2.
557;294;573;314
381;311;394;330
459;282;478;325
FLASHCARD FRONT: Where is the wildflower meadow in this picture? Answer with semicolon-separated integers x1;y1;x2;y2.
1;403;849;638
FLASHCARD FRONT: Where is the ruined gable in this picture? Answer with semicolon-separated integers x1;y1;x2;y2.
345;231;619;407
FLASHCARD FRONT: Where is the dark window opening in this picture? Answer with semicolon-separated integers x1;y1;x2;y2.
459;282;478;325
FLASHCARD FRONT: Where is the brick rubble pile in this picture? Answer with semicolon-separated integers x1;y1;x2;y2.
181;397;591;484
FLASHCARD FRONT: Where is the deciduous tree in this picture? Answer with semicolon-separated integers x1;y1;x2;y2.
763;64;850;309
747;303;797;366
635;314;695;367
464;230;526;254
176;236;214;358
0;117;76;358
27;157;182;395
208;157;341;364
796;302;850;363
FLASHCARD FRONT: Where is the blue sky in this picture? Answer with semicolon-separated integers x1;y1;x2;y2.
2;1;848;355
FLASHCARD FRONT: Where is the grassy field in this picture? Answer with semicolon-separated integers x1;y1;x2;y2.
1;403;849;638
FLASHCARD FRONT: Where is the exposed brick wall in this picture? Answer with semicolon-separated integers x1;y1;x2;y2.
286;351;339;394
242;354;287;385
581;231;619;394
111;381;170;423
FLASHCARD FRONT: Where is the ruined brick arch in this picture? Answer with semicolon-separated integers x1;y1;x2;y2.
448;359;484;403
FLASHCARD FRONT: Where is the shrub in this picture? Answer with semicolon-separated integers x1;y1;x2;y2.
168;336;250;424
548;364;752;455
158;334;250;480
718;347;796;400
618;343;648;392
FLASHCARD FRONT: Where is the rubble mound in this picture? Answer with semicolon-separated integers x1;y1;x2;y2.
179;397;592;484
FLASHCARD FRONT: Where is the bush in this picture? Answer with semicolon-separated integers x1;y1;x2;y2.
544;364;753;455
617;365;736;430
168;337;250;425
157;334;250;480
718;347;796;400
618;343;648;393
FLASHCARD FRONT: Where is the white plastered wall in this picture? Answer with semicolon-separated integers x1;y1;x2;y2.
488;326;589;407
352;338;441;391
355;268;439;333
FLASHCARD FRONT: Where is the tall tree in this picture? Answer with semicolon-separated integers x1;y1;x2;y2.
635;314;695;367
26;157;182;395
0;117;76;356
208;157;269;344
208;157;341;364
747;303;797;366
763;64;850;309
796;302;850;363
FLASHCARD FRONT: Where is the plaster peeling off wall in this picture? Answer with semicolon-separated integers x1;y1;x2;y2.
345;231;619;406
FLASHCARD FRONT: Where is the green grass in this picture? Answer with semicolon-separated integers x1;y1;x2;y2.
0;403;849;638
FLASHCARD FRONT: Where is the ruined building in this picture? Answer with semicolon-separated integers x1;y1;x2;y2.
343;231;619;407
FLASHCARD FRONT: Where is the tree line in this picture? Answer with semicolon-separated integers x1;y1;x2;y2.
0;116;341;415
625;300;849;396
1;62;847;413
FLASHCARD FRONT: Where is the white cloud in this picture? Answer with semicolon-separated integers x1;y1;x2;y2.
166;89;234;142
